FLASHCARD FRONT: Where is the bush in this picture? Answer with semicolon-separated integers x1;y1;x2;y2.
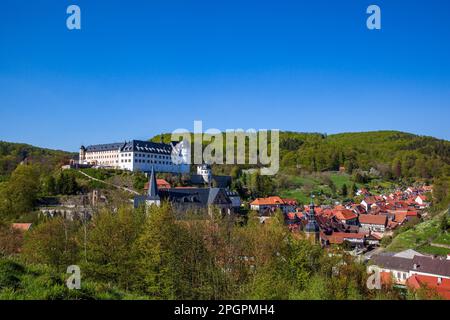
0;259;25;289
381;236;393;247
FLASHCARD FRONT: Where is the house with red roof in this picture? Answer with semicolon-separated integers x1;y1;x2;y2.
359;214;388;233
407;274;450;300
356;188;371;197
361;196;383;212
320;232;366;247
250;196;298;214
415;195;429;207
144;178;172;191
370;252;450;289
332;208;358;226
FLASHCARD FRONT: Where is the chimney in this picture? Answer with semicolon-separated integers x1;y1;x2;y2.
438;277;442;285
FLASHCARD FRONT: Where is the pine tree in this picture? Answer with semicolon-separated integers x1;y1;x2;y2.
43;175;56;196
351;183;358;197
440;214;448;232
341;184;348;197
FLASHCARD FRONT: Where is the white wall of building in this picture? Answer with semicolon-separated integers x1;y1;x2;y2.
81;142;190;174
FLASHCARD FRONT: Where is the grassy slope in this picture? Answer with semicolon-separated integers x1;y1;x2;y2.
386;211;450;256
278;172;355;203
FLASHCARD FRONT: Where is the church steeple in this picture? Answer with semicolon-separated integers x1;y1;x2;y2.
147;166;159;199
146;167;161;207
304;195;320;242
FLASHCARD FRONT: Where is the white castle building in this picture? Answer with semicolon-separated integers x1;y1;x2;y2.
79;140;190;174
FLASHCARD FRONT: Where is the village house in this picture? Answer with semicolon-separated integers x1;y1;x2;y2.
320;232;366;248
356;188;371;197
250;196;298;215
361;196;384;212
358;214;388;233
370;251;450;297
281;184;432;252
407;274;450;300
331;207;359;225
415;195;429;207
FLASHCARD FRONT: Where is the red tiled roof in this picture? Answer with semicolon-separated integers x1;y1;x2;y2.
333;209;358;221
323;232;366;244
394;212;408;223
251;197;298;206
282;198;298;205
144;179;172;190
11;223;32;232
286;213;296;220
363;197;377;204
359;214;387;226
416;195;427;201
321;209;334;217
407;275;450;300
250;196;285;206
388;220;399;229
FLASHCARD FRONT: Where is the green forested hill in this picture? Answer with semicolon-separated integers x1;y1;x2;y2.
0;141;72;179
153;130;450;179
284;131;450;178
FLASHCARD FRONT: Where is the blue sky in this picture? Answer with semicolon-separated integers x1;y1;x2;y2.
1;0;449;151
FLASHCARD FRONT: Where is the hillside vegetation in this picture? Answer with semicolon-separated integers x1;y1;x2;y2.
387;210;450;256
0;141;72;180
153;130;450;179
152;131;450;206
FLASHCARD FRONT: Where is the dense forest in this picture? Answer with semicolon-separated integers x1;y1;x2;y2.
0;141;72;180
151;131;450;207
153;130;450;180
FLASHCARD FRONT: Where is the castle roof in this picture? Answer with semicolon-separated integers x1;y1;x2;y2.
85;140;174;155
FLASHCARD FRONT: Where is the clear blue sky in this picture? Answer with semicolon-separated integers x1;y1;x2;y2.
1;0;449;151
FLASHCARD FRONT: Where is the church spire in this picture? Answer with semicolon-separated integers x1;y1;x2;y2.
147;166;159;200
305;194;320;242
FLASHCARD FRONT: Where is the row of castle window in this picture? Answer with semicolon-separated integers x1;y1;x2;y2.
133;153;170;159
134;159;171;165
87;153;169;160
86;155;119;159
